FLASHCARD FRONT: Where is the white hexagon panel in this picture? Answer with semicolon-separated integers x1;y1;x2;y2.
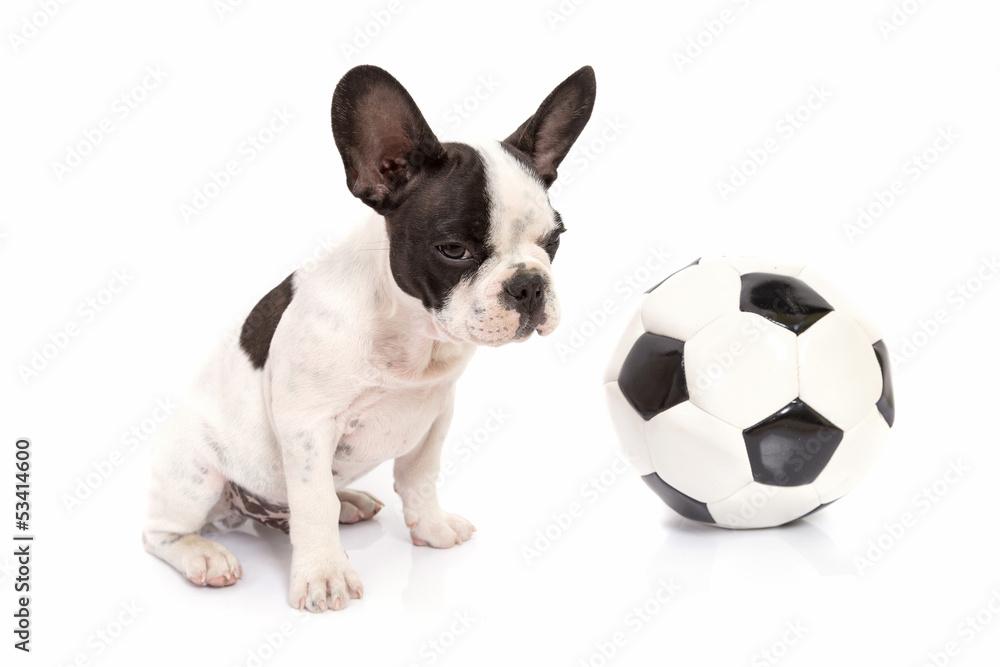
604;257;895;529
685;311;799;429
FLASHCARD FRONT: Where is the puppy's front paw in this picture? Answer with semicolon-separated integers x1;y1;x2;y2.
408;511;476;548
289;551;363;613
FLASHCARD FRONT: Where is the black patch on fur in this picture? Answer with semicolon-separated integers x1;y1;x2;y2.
206;439;224;462
503;66;597;187
544;211;564;261
382;143;494;310
331;65;446;214
225;481;291;534
239;273;295;369
335;442;353;459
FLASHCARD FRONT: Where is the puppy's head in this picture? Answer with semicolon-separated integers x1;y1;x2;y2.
331;66;596;346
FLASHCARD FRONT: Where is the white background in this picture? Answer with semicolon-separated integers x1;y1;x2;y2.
3;1;1000;665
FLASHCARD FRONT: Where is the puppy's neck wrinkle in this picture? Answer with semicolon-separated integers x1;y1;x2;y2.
349;215;475;383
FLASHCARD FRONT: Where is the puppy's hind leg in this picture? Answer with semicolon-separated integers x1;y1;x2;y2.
143;446;242;588
337;489;384;524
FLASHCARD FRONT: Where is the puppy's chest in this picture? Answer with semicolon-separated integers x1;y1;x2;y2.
326;331;471;468
333;384;449;467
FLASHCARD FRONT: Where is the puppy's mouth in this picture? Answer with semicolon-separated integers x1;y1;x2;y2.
452;308;548;347
513;312;548;341
433;288;559;347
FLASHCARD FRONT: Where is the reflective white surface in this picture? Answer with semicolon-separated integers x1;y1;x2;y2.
5;0;999;665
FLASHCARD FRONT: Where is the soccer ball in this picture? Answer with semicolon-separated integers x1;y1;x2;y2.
604;257;895;529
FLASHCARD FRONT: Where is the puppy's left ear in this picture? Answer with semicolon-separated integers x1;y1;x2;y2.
503;66;597;188
331;65;445;213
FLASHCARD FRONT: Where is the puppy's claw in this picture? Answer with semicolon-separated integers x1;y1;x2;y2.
289;557;363;612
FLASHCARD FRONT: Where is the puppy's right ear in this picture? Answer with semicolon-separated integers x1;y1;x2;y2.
331;66;445;213
503;66;596;188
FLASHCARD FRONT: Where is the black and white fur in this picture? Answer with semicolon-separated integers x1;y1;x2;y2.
143;65;596;612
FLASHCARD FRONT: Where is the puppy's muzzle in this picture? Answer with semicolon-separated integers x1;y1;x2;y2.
502;270;549;338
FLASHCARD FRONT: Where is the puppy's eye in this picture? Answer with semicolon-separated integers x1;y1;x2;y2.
437;244;473;261
544;233;562;259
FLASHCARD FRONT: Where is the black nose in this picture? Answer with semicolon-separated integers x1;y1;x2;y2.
503;272;546;319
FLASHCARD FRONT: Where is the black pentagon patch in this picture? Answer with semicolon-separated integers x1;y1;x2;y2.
645;258;701;294
743;399;844;487
618;333;688;421
642;473;715;524
739;272;833;334
872;340;895;427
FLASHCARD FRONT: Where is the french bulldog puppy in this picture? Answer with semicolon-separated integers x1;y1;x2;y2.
144;65;596;612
